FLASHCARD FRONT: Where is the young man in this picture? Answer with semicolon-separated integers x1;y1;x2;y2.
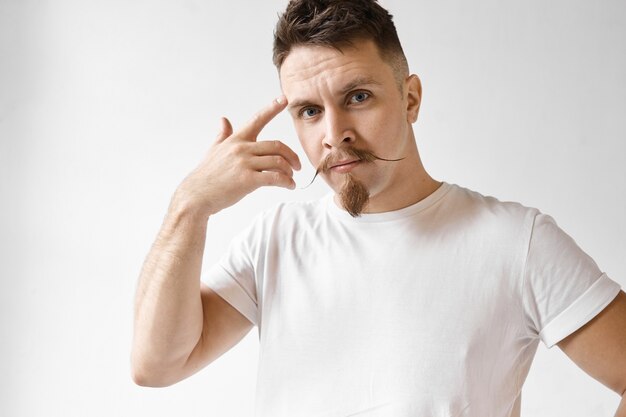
132;1;626;416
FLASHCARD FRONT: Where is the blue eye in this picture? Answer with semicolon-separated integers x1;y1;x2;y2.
300;108;320;119
350;91;370;104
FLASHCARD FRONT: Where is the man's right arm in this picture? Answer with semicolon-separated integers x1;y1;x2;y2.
130;196;254;386
130;97;300;387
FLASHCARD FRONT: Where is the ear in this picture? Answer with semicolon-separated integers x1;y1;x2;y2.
405;74;422;123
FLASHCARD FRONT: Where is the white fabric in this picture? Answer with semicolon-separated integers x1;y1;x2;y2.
203;182;621;417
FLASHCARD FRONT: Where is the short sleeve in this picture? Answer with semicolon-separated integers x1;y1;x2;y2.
522;213;621;348
202;216;264;326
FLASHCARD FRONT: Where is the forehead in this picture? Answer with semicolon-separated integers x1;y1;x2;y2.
279;40;395;96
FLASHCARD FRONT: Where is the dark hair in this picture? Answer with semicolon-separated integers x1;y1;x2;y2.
273;0;408;77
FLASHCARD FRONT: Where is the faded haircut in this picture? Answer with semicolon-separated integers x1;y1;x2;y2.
273;0;409;85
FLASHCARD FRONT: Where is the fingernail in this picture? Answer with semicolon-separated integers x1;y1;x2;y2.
275;95;286;105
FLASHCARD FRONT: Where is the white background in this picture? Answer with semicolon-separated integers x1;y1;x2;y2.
1;0;625;415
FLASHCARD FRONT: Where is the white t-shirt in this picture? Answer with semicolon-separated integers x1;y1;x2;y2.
203;182;621;417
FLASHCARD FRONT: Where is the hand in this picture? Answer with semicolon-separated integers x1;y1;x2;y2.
173;96;301;217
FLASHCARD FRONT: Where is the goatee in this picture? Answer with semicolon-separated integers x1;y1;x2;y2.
339;174;370;217
302;147;404;217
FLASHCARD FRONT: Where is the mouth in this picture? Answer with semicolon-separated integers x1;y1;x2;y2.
329;159;361;173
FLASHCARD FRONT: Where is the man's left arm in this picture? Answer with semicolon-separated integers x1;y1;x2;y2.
557;290;626;417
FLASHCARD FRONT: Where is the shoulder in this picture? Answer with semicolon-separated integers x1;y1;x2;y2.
443;183;540;234
224;197;327;257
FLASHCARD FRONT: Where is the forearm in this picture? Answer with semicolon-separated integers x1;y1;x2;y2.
130;97;297;383
131;192;210;379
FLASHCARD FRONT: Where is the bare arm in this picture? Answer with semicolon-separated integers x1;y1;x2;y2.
131;97;300;387
557;290;626;416
130;196;211;386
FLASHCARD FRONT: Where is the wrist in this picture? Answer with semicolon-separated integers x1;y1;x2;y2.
168;188;212;223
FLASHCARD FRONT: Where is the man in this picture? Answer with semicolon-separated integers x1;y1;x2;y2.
131;1;626;416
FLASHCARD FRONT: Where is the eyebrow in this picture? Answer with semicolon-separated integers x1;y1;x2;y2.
338;76;381;95
287;76;382;112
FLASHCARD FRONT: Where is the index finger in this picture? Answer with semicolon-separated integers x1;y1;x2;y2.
237;95;288;140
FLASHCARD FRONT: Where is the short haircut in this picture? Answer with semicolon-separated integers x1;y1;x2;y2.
273;0;409;81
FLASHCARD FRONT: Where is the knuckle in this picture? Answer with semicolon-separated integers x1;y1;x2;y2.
232;145;249;163
226;144;239;157
231;142;245;154
280;159;293;174
232;152;245;167
261;173;272;186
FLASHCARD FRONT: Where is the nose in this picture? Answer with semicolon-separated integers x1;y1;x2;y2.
322;108;355;150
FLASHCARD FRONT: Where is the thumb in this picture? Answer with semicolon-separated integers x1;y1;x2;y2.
215;117;233;143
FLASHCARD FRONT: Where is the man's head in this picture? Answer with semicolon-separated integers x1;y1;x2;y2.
273;0;409;88
274;1;426;217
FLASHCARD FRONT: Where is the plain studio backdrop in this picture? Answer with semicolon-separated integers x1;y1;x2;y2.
1;0;625;415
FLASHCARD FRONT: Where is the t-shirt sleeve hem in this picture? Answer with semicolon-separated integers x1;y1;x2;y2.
539;273;621;348
203;263;259;326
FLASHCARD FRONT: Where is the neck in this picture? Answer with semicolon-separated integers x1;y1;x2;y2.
362;169;441;214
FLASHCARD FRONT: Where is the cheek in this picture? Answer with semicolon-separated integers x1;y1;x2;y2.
295;126;323;164
383;104;407;134
361;110;403;142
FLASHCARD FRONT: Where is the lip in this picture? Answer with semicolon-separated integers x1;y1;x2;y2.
330;159;361;173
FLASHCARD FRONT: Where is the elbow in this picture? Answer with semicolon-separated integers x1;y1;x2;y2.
130;340;206;387
130;352;178;388
131;365;156;387
131;364;176;388
131;369;153;387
